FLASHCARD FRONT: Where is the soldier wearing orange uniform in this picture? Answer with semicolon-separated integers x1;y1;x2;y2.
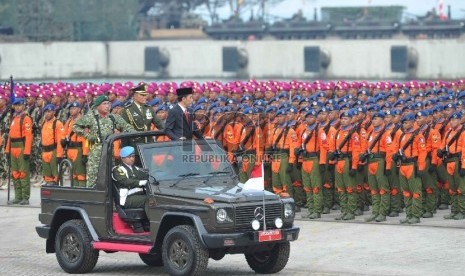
394;113;427;224
237;107;264;183
270;109;298;198
63;102;88;187
41;104;65;185
438;112;465;220
363;111;393;222
300;109;328;219
415;110;441;218
5;98;33;205
328;109;361;220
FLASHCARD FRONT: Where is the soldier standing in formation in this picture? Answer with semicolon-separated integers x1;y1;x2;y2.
5;98;33;205
40;104;65;185
62;102;88;187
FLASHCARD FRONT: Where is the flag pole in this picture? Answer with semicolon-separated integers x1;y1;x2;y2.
262;162;266;231
7;75;14;202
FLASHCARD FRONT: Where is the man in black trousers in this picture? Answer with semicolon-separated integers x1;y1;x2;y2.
165;87;203;141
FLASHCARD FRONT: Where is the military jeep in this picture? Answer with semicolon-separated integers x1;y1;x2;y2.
36;131;300;275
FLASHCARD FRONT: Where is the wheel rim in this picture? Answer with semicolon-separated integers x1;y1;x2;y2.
252;251;270;263
61;232;81;263
168;238;189;269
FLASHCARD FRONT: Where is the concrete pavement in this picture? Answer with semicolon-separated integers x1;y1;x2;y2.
1;206;465;275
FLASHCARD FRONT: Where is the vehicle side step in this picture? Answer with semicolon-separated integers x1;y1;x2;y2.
92;241;152;253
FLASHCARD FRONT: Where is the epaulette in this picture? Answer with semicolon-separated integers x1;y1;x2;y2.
123;102;132;108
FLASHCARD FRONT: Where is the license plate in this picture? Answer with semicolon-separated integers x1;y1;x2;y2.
258;229;282;242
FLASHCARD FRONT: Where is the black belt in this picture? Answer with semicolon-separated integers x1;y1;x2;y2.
339;153;351;158
303;152;318;158
42;144;56;152
370;152;386;159
243;150;256;155
68;141;82;148
10;137;25;143
274;149;290;155
402;157;418;164
448;153;461;158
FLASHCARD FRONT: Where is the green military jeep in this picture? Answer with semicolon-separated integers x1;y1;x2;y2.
36;131;299;275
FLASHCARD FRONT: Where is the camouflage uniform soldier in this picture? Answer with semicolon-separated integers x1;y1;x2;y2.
73;95;134;187
0;95;11;189
29;94;46;183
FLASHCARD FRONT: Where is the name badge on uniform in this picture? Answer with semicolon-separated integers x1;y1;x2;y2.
146;109;153;120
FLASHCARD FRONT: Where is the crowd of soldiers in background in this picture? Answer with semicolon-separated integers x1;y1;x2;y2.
1;78;465;224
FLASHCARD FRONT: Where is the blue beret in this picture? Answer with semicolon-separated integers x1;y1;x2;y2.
415;110;428;118
197;97;209;105
457;91;465;100
400;88;410;94
193;104;206;113
340;110;350;118
254;107;264;114
367;105;380;112
279;102;291;110
120;146;135;158
70;101;82;108
393;100;405;107
265;106;277;114
12;98;25;105
450;111;462;120
372;111;386;119
212;107;222;116
299;97;310;104
149;98;161;106
318;107;329;113
43;104;55;112
299;106;310;113
111;101;123;109
445;103;457;110
156;105;169;113
216;96;227;103
401;113;415;123
223;106;234;113
240;95;251;102
276;109;287;116
278;92;289;99
358;89;369;95
305;109;317;117
357;106;367;113
253;99;265;107
287;107;298;114
243;107;254;115
292;95;302;102
268;97;278;104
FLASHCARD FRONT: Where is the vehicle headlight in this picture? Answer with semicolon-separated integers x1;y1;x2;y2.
251;219;260;231
275;218;283;228
284;203;294;218
216;208;232;223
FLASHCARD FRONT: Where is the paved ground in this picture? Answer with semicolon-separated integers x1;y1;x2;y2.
1;185;465;275
1;206;465;276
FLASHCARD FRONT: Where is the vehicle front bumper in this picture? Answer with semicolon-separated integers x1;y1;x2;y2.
201;226;300;249
36;224;51;239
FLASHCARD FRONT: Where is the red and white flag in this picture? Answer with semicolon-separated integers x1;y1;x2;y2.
243;164;264;191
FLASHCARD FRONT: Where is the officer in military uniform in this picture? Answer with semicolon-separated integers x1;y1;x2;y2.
112;146;149;232
73;95;134;187
121;83;164;144
5;98;33;205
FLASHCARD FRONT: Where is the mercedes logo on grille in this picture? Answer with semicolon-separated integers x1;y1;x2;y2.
254;207;264;221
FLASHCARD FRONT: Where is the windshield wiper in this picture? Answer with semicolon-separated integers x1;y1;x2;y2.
170;173;200;187
202;170;231;185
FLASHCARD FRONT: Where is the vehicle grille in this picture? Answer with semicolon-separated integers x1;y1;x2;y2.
234;203;282;231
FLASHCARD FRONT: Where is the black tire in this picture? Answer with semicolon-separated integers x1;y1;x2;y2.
245;242;290;274
139;252;163;267
162;225;209;276
55;219;99;274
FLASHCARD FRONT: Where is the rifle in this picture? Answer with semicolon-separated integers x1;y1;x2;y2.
360;126;385;162
298;123;318;157
438;126;464;160
213;112;234;140
329;123;360;161
393;128;421;164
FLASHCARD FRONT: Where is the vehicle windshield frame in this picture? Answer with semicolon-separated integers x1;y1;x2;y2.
137;139;234;187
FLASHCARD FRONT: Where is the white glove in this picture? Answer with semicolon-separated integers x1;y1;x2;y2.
139;180;148;186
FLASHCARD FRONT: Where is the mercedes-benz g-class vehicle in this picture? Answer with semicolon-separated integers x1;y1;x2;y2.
36;131;300;276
